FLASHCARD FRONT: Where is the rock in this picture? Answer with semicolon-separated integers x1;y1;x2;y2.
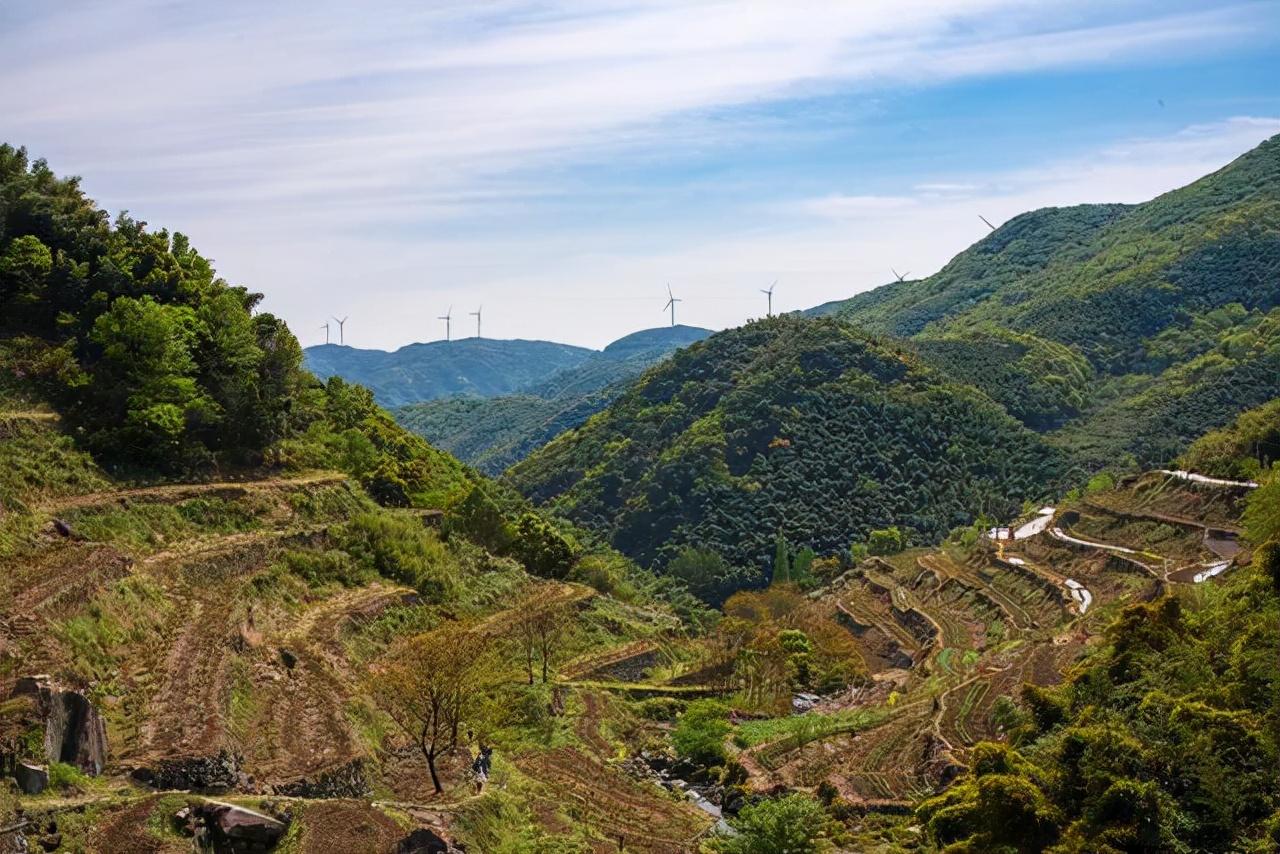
10;676;108;775
397;828;452;853
274;758;370;799
14;763;47;795
50;519;73;538
197;801;287;849
37;835;60;853
278;648;297;669
133;750;242;792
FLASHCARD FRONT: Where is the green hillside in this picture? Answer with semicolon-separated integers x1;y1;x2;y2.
508;315;1061;572
395;325;711;473
831;135;1280;371
810;134;1280;468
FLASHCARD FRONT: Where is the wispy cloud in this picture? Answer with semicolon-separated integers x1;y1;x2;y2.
0;1;1276;347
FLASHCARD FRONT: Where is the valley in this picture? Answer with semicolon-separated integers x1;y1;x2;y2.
2;135;1278;853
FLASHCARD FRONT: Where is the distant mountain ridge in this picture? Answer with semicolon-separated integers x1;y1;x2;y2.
304;337;594;407
393;325;712;473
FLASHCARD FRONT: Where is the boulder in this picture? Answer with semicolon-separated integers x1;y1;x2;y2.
397;828;452;853
10;677;108;775
198;801;287;849
14;763;47;795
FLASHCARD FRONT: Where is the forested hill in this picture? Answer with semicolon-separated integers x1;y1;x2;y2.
507;315;1061;572
829;133;1280;373
305;338;594;407
394;324;711;473
815;133;1280;467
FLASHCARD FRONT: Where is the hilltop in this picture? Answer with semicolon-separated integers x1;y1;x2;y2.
304;338;594;407
508;315;1062;572
821;134;1280;465
395;324;711;473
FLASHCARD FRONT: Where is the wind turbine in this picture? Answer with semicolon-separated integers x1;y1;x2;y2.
470;306;482;338
761;280;776;317
891;268;909;283
663;284;682;327
332;315;347;345
979;214;997;232
438;307;452;342
319;321;330;345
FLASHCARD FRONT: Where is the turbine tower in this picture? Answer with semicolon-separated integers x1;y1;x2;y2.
663;284;682;327
438;307;453;342
320;321;330;344
891;268;909;283
470;306;482;338
332;315;348;345
761;280;776;317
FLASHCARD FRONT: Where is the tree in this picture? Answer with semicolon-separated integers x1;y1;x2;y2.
772;535;791;585
714;794;830;854
671;700;731;767
369;623;493;793
509;594;571;684
510;513;577;579
448;486;512;552
665;546;759;606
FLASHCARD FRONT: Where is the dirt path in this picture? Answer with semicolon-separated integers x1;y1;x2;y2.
38;470;347;513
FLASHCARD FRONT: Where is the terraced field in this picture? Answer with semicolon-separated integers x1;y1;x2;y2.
736;469;1252;808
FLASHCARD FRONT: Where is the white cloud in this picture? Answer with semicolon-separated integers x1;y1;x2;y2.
0;2;1275;348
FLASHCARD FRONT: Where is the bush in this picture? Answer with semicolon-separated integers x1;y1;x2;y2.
510;513;577;579
47;762;90;792
277;549;370;588
338;512;457;601
671;699;731;767
866;527;905;556
714;793;830;854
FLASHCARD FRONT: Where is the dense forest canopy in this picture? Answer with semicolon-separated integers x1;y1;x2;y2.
508;315;1061;575
0;143;481;511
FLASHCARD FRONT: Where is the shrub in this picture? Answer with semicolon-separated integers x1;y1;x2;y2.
510;513;577;579
714;793;830;854
338;512;456;601
47;762;90;792
671;699;731;767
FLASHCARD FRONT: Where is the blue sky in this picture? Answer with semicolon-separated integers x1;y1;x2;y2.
3;0;1279;348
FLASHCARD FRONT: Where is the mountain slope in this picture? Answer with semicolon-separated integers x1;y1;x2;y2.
395;325;712;473
305;338;594;407
831;135;1280;373
507;316;1061;571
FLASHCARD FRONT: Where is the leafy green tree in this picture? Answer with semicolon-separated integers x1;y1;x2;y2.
80;295;213;465
666;546;759;606
448;486;513;552
671;699;730;767
772;535;791;585
0;234;52;318
714;794;830;854
510;513;577;579
866;526;905;556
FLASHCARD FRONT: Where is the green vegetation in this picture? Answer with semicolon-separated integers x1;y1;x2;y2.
711;793;832;853
336;512;457;601
671;699;731;766
393;325;712;474
510;316;1060;579
1181;397;1280;478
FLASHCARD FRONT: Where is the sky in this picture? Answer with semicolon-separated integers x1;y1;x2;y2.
3;1;1279;350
